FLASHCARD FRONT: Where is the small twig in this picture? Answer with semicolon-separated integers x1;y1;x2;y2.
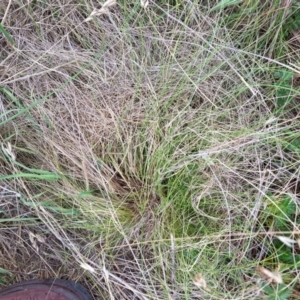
82;160;89;191
170;234;177;298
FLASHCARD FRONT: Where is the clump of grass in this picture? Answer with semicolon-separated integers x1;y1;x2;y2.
0;0;300;299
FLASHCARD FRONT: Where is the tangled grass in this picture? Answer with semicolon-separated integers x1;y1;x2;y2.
0;0;300;299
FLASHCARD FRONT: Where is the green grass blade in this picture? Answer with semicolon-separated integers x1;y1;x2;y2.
209;0;243;12
0;268;12;276
0;23;15;45
0;87;24;109
0;173;61;181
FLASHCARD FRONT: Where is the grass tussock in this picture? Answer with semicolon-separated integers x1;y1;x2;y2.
1;0;300;299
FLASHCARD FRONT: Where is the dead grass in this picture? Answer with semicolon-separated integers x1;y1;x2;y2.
0;0;300;299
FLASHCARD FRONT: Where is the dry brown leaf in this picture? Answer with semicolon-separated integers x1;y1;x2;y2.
35;234;46;244
80;262;96;273
256;266;283;284
193;273;207;290
28;231;39;252
85;0;117;22
141;0;149;9
276;236;296;248
4;142;16;161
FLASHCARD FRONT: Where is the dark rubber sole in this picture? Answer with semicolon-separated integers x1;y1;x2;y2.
0;278;92;300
